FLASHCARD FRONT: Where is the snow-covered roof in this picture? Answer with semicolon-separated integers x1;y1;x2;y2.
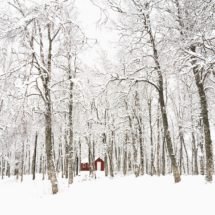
81;157;101;163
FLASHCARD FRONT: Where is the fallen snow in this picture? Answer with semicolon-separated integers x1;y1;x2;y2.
0;172;214;215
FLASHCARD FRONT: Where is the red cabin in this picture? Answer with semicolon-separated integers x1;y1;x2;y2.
81;157;104;171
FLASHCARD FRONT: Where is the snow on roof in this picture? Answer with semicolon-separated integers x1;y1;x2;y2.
81;157;101;163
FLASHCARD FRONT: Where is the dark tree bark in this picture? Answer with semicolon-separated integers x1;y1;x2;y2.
76;156;78;176
42;156;45;180
108;131;114;177
157;108;160;176
148;99;156;176
162;134;166;176
21;141;25;182
139;117;144;175
43;24;58;194
28;150;31;175
79;140;81;173
139;3;180;182
104;153;108;177
115;142;118;172
174;0;212;182
65;139;69;179
118;147;121;172
179;139;183;175
88;142;92;175
32;132;38;180
182;138;189;175
129;114;139;177
68;54;74;185
190;45;213;182
123;132;128;176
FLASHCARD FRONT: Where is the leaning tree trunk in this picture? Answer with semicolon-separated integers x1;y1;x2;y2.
190;45;213;182
145;11;181;182
180;131;189;175
158;74;180;182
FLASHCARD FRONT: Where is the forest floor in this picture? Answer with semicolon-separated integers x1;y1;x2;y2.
0;172;214;215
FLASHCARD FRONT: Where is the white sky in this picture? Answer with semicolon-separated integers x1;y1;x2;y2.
74;0;119;63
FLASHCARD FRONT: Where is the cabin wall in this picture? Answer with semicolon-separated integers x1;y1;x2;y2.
81;163;89;171
81;158;104;171
95;158;104;171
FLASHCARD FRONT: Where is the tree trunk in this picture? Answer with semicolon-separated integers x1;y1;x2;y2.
76;156;78;176
60;141;64;178
191;100;199;175
179;137;183;175
68;54;74;185
158;83;180;182
139;117;144;175
115;143;118;172
64;123;68;178
162;134;166;176
130;116;139;177
104;153;108;177
142;6;181;183
108;131;114;177
1;156;3;180
21;141;24;182
42;24;58;194
157;109;160;176
190;45;213;182
79;140;81;173
45;107;58;194
32;132;38;180
118;147;121;172
88;142;92;175
123;132;127;176
181;134;189;175
148;100;155;176
28;150;31;175
42;156;45;180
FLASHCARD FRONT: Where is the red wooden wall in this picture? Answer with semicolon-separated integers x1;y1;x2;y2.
81;157;104;171
95;158;104;171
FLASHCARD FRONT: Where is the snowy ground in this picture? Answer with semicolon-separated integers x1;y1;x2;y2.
0;172;214;215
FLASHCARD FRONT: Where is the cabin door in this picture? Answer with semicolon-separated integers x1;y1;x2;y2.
97;162;101;171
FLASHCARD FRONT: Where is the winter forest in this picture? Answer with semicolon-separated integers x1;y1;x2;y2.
0;0;215;214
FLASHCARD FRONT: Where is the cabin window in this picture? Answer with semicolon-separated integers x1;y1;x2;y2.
83;163;86;168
